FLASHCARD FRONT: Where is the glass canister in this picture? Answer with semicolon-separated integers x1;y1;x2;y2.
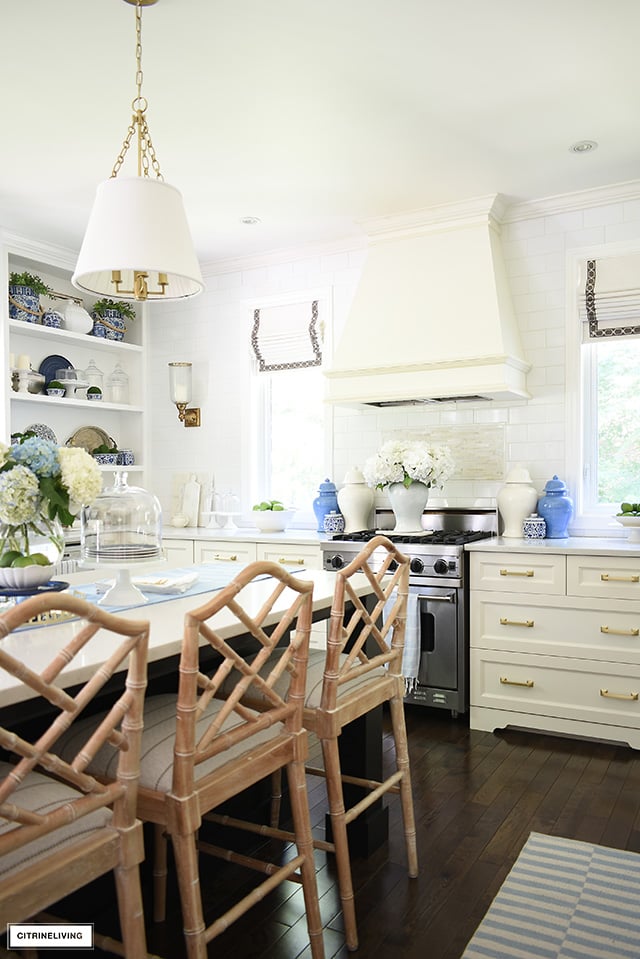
313;478;340;532
83;359;104;392
537;475;573;538
106;362;129;404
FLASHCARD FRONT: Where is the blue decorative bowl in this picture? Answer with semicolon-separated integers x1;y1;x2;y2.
46;388;65;397
93;453;118;466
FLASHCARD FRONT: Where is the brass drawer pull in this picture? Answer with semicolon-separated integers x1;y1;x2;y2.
500;617;534;628
500;676;534;688
600;688;639;701
500;568;534;577
279;557;304;565
214;553;238;562
600;573;640;583
600;625;640;637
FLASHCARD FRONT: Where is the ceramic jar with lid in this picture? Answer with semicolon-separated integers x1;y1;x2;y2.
337;467;374;533
313;478;340;532
323;510;345;535
522;513;546;539
496;466;538;538
537;475;573;538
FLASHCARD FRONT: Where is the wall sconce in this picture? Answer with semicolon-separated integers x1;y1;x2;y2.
168;362;201;428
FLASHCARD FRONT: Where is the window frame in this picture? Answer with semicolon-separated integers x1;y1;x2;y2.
244;287;334;528
565;240;640;534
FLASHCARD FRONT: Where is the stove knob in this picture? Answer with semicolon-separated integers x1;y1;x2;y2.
388;559;398;572
434;558;449;575
330;554;345;570
410;557;424;574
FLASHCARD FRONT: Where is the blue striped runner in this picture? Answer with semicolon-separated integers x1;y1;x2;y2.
462;831;640;959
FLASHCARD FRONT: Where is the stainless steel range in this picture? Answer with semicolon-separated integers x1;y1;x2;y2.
320;509;497;716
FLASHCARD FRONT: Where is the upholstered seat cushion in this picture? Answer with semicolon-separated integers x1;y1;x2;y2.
0;763;112;880
221;649;388;710
55;693;283;795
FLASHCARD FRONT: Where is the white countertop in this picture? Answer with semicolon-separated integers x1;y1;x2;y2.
465;535;640;557
162;526;328;546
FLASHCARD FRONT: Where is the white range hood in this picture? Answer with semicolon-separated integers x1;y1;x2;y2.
324;195;530;406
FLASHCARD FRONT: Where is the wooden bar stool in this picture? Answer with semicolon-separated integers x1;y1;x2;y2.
0;592;150;959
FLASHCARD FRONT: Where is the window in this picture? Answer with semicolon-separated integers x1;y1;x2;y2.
248;290;332;525
568;249;640;526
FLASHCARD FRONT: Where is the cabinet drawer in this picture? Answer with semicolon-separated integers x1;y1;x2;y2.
256;543;321;570
194;541;257;565
471;593;640;664
470;552;566;595
471;648;640;729
567;555;640;602
162;538;194;566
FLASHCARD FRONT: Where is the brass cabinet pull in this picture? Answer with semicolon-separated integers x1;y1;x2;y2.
500;568;534;577
213;553;238;562
600;688;639;701
500;617;534;628
500;676;534;688
600;625;640;637
600;573;640;583
278;557;304;565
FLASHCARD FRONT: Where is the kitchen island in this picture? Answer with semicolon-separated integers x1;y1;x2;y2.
466;535;640;748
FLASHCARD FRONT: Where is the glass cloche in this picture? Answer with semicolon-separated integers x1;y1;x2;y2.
81;471;163;605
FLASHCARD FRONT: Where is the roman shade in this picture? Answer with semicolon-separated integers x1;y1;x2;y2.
251;299;321;372
581;255;640;340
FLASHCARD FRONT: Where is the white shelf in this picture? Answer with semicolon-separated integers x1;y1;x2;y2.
9;320;142;353
9;392;143;413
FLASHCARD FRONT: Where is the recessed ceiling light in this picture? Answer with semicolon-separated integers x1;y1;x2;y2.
569;140;598;154
240;216;261;225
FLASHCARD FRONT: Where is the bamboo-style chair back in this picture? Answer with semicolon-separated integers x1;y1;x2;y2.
321;534;410;714
172;560;314;801
0;591;149;953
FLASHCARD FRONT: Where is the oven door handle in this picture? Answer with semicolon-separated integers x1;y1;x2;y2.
415;592;456;603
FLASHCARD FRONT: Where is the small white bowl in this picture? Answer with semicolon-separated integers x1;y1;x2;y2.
0;564;54;590
615;515;640;542
251;509;296;532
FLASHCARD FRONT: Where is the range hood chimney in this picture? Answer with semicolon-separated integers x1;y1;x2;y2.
324;195;530;406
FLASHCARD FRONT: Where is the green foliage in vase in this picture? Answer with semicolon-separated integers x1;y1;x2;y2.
9;271;52;295
91;298;137;321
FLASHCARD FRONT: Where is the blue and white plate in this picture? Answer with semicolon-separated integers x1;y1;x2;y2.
24;423;58;443
38;354;72;386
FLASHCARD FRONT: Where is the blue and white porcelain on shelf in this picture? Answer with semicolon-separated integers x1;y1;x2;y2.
41;309;63;328
323;510;345;534
537;475;573;538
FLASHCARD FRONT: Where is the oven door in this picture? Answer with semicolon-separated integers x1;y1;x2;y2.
413;585;459;690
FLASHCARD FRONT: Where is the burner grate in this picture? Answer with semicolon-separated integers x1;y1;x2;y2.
331;529;494;546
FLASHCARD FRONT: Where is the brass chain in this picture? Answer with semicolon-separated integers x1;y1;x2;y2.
110;0;163;180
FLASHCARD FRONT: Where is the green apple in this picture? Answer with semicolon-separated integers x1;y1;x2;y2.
29;553;53;566
11;555;38;567
0;550;21;568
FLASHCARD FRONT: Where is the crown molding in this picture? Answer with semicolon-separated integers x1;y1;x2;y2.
2;230;78;273
502;179;640;222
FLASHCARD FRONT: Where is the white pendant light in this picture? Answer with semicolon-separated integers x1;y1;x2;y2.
72;0;204;302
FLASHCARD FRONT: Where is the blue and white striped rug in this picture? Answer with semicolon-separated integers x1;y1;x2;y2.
462;832;640;959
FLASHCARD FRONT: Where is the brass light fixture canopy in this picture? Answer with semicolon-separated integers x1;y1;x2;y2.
73;0;203;302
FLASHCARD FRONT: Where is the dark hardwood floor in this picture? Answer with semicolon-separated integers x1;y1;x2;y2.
55;706;640;958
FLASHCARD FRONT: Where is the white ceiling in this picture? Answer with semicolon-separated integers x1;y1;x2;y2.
3;0;639;270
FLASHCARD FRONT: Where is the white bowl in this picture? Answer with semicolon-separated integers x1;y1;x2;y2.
0;564;55;590
615;515;640;542
251;509;296;532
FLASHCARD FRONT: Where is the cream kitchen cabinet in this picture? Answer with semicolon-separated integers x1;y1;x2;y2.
255;542;326;647
162;538;195;566
469;549;640;749
194;540;257;565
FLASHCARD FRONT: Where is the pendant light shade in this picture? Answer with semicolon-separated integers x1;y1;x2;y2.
72;177;204;300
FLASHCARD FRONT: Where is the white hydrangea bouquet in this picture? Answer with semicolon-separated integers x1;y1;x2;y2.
0;435;102;570
363;439;454;491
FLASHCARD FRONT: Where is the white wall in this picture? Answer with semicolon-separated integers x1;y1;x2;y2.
147;184;640;523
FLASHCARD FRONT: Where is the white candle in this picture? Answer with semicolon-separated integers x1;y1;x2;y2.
17;354;30;370
9;353;15;369
173;385;189;403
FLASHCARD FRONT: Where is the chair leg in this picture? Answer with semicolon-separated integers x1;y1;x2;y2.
269;768;283;828
153;823;168;922
113;858;148;959
170;829;208;959
286;759;326;959
321;737;358;952
389;694;419;878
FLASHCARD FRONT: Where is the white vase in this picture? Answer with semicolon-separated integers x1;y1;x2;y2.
387;481;429;533
497;467;538;538
337;467;374;532
63;301;93;334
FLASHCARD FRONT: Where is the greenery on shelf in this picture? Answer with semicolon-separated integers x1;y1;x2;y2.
9;271;52;295
87;386;102;395
91;298;137;321
92;443;118;454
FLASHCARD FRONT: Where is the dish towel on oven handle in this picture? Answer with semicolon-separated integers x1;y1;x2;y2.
382;590;420;693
